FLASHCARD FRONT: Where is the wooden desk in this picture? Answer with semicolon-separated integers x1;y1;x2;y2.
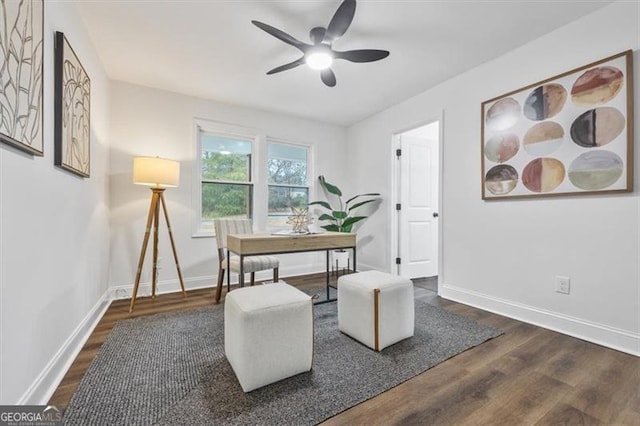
227;232;356;302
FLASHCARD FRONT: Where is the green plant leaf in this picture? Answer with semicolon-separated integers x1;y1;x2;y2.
318;213;336;222
332;211;348;219
308;200;331;210
319;175;342;196
347;199;377;212
342;216;367;228
321;224;340;232
346;193;380;204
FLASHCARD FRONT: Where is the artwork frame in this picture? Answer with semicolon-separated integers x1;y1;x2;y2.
481;50;633;200
0;0;44;156
55;31;91;177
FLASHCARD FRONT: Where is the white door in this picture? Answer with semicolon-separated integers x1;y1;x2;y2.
399;133;439;278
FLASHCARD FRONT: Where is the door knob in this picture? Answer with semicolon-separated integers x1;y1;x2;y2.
433;212;439;218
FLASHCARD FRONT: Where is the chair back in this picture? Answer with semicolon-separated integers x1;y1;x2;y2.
214;218;253;250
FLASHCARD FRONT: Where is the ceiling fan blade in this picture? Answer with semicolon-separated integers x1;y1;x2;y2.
252;20;311;52
267;57;306;75
325;0;356;42
320;69;337;87
334;49;390;63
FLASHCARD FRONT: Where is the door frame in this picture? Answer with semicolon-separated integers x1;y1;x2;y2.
390;111;445;292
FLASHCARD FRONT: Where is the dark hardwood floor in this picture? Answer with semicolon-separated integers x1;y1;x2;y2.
49;274;640;425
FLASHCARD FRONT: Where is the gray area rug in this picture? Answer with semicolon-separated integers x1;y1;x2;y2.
64;299;501;425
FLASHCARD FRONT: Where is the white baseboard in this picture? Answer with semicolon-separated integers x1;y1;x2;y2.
109;264;328;299
354;262;377;272
109;274;217;299
440;283;640;356
17;290;112;405
17;262;350;404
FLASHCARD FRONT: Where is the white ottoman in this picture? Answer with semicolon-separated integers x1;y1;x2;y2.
338;270;414;351
224;282;313;392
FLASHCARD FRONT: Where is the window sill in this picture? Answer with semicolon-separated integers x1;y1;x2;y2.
192;230;214;238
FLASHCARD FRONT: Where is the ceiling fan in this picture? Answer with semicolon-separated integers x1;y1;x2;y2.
252;0;389;87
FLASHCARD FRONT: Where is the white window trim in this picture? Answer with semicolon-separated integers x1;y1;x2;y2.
265;137;315;230
192;119;259;237
192;120;315;237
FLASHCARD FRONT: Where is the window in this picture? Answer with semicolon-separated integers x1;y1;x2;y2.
267;142;310;227
199;132;253;234
193;120;313;236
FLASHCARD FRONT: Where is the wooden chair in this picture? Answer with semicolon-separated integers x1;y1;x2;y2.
214;218;279;303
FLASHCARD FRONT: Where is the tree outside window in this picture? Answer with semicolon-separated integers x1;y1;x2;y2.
193;121;313;236
267;142;310;227
200;134;252;232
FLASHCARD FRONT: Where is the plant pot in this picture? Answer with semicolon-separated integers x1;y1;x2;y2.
331;249;350;270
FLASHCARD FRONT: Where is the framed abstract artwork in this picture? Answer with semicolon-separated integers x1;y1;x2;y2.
0;0;44;155
481;50;633;200
55;31;91;177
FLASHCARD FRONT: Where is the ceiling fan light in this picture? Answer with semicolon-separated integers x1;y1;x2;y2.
306;51;333;70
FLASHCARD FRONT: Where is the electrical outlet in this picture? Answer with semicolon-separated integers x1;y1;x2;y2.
556;276;570;294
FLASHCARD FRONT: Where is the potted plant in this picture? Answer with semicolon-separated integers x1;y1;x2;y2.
309;175;380;270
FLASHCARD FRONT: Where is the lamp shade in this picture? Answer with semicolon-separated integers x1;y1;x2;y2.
133;157;180;187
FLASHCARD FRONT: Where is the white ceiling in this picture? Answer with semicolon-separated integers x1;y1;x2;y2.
75;0;613;127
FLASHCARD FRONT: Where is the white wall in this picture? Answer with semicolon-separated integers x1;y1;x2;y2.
109;82;348;295
348;1;639;354
0;3;111;403
2;1;635;406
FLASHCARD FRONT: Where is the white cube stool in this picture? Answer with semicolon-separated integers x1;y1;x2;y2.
224;282;313;392
338;270;414;351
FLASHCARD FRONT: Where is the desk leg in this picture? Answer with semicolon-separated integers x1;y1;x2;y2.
226;249;231;291
315;249;337;305
326;250;330;300
239;255;245;287
353;247;357;273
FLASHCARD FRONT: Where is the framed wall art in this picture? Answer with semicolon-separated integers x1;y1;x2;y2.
55;31;91;177
0;0;44;155
481;50;633;200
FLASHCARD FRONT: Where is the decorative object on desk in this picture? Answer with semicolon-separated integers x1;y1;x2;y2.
309;175;380;232
481;50;633;200
286;206;313;233
0;0;44;156
130;156;186;312
54;31;91;177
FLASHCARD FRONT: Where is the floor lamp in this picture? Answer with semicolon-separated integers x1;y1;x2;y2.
130;156;187;312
